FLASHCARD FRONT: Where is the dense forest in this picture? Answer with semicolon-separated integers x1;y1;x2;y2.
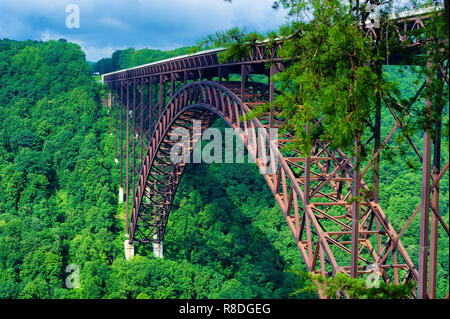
0;25;448;298
91;47;194;75
0;39;314;298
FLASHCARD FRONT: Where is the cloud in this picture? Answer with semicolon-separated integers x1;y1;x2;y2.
0;0;288;61
98;17;129;30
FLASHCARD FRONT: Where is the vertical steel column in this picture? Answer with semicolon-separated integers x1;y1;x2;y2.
114;83;118;161
133;79;136;221
126;81;130;237
418;130;432;299
119;81;125;211
428;74;442;298
373;31;382;203
304;125;311;205
304;124;312;268
170;73;175;97
159;75;163;117
140;78;144;167
418;58;433;299
149;77;153;135
373;28;383;259
120;82;124;190
351;135;361;278
269;64;276;128
108;86;113;135
241;64;248;102
163;77;167;111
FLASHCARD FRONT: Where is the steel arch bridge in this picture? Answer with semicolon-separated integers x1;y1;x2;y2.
102;7;449;299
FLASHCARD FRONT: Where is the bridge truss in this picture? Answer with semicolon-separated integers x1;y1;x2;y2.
103;8;449;299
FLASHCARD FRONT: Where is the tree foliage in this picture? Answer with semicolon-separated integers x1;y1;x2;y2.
198;0;448;157
0;0;448;300
296;272;415;299
91;47;195;74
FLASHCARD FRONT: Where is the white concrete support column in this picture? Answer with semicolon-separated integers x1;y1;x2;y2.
118;186;124;203
124;240;134;260
153;235;163;258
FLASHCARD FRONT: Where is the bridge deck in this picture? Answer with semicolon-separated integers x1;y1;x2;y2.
102;4;442;83
102;47;225;80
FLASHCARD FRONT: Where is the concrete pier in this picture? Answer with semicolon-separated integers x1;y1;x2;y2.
124;240;134;260
118;186;124;203
153;235;163;258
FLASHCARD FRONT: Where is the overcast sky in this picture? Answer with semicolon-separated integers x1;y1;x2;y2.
0;0;288;62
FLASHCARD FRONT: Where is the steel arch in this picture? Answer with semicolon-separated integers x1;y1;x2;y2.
128;81;418;290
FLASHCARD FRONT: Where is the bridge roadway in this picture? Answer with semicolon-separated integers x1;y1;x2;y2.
102;5;448;299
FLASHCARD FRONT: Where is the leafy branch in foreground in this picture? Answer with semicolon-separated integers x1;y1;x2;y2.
195;0;448;158
293;271;415;299
196;0;386;156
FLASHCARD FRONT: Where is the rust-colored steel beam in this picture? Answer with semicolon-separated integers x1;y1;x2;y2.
126;81;130;236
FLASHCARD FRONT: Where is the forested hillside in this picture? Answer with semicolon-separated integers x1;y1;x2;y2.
377;66;449;298
92;47;194;74
0;39;119;298
381;66;449;218
0;39;313;298
0;38;447;299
